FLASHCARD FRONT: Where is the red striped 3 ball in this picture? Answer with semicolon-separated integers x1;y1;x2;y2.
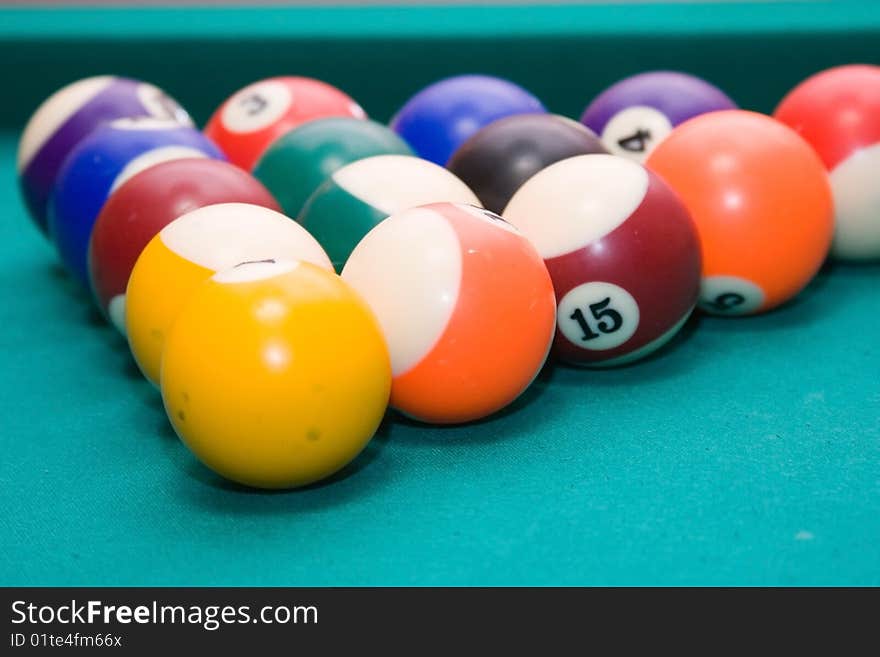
503;154;701;366
205;77;366;170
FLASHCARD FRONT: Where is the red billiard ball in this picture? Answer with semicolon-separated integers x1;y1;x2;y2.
204;76;366;170
503;154;701;366
774;64;880;261
88;158;280;333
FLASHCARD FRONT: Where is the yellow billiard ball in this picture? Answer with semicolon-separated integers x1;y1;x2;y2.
160;259;391;489
126;203;332;385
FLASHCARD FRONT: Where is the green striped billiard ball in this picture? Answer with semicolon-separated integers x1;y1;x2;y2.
298;154;480;270
252;117;413;218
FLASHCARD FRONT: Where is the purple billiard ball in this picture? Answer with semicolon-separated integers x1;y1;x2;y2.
580;71;737;162
18;76;192;235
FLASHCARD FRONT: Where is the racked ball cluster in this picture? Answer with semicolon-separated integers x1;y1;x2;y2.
17;64;872;490
16;74;395;489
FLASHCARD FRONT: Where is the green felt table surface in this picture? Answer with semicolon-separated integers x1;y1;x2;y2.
1;127;878;585
1;3;879;586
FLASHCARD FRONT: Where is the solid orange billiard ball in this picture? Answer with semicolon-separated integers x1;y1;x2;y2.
647;110;834;316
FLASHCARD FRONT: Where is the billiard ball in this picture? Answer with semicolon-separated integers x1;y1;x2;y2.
580;71;736;163
126;203;332;386
342;202;555;424
18;76;192;234
299;154;480;270
390;74;546;165
447;114;608;214
204;76;366;170
647;110;833;315
774;64;880;261
49;118;223;289
89;158;280;334
252;117;412;218
161;259;390;489
503;154;701;366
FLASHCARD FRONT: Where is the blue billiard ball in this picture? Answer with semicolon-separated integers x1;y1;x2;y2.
48;117;224;288
390;74;546;165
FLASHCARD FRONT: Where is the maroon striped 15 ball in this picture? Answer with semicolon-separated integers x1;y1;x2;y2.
503;153;702;367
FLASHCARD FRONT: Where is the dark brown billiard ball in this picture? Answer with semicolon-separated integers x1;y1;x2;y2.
446;113;607;214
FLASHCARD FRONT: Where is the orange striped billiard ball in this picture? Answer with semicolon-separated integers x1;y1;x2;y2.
342;202;556;424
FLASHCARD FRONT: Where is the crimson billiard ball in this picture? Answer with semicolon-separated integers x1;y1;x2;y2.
89;158;280;333
503;154;701;366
